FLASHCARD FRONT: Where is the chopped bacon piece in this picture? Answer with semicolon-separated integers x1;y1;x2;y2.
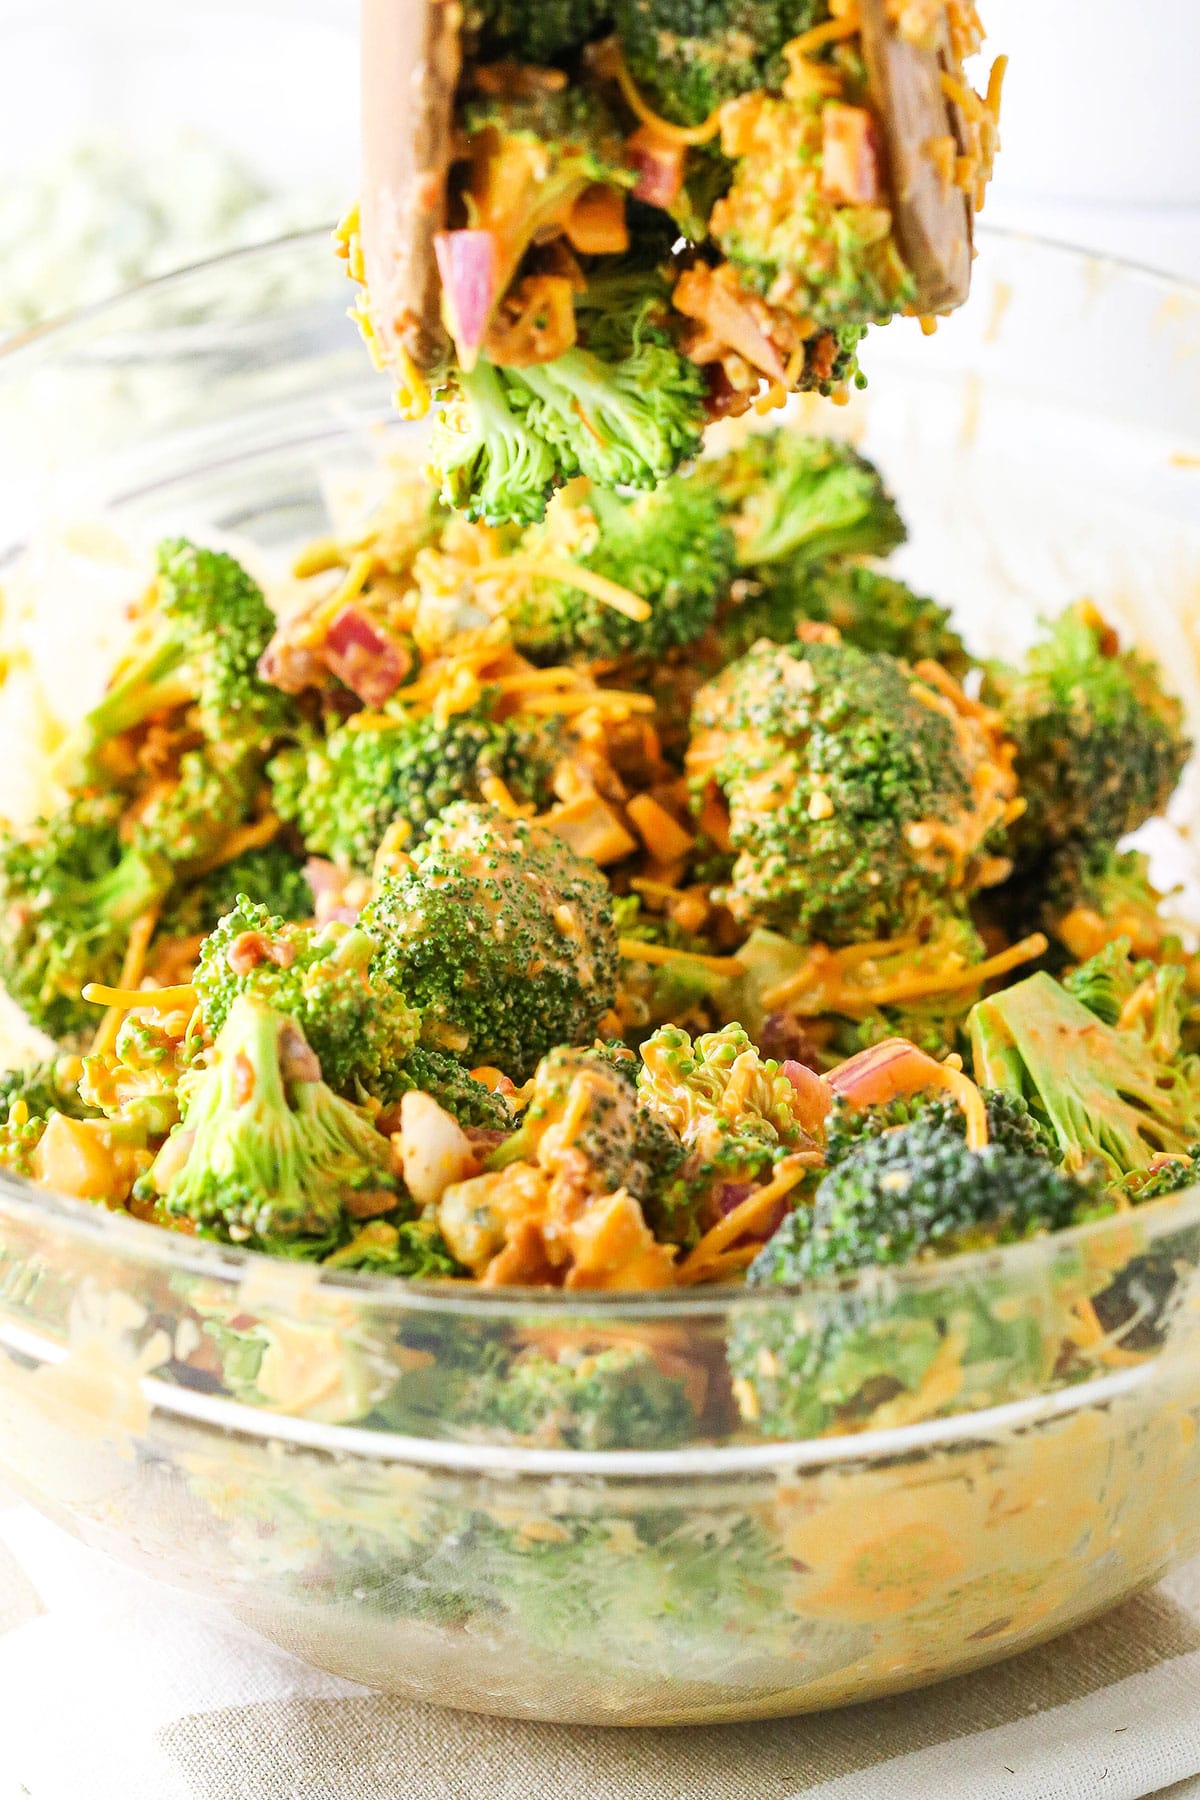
673;264;787;384
625;127;686;209
322;605;412;706
820;104;882;205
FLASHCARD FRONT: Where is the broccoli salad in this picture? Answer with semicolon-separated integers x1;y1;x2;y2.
0;425;1197;1447
341;0;1004;523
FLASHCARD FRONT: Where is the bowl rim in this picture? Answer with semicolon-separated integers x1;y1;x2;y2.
2;222;1200;1320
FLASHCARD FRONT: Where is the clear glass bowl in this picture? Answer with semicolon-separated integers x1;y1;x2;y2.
0;231;1199;1724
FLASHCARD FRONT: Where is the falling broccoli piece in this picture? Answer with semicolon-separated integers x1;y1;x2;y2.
194;899;419;1099
970;970;1200;1181
614;0;826;126
509;339;709;494
429;360;561;528
715;563;968;676
508;474;735;662
269;703;559;874
686;637;1013;942
701;432;906;571
0;795;170;1041
68;539;293;773
988;604;1190;867
710;87;916;330
143;997;403;1256
384;1046;515;1131
363;803;618;1080
156;843;313;943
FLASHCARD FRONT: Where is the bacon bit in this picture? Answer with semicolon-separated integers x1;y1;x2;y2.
563;184;629;255
673;264;788;385
484;273;578;367
470;59;569;97
820;103;882;204
624;126;686;208
322;606;413;706
227;930;296;977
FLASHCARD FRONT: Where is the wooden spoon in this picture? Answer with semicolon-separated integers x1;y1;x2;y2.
356;0;973;378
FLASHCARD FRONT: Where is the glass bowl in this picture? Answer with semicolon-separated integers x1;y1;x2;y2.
0;230;1199;1724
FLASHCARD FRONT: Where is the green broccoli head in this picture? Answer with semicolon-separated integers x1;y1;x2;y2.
71;539;294;769
686;638;1007;942
194;899;419;1099
509;340;709;494
363;803;618;1080
128;746;264;873
970;969;1200;1181
508;474;735;661
384;1045;515;1131
614;0;826;126
156;842;313;943
268;703;559;875
700;432;906;570
429;360;562;528
989;604;1190;864
442;1339;697;1449
823;1087;1061;1170
710;87;916;330
468;0;613;63
144;997;403;1255
756;1116;1101;1283
0;795;170;1041
716;563;968;676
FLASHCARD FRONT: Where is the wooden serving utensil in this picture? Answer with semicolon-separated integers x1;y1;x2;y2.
356;0;975;382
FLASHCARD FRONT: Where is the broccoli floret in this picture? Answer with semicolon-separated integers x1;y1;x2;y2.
710;89;916;329
144;997;403;1255
156;843;313;943
1116;1150;1200;1204
716;563;968;676
510;339;709;493
823;1087;1061;1169
69;539;292;771
363;803;618;1080
79;1010;200;1139
445;1340;696;1449
509;474;735;661
385;1046;515;1130
614;0;826;126
701;432;906;570
269;703;559;874
469;0;613;63
0;1056;94;1126
128;746;265;872
971;970;1200;1181
429;360;561;527
0;796;170;1041
194;900;419;1099
686;638;1011;942
322;1217;465;1277
988;604;1190;865
494;1045;684;1206
757;1118;1101;1282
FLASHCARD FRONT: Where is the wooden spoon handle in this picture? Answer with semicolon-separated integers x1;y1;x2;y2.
359;0;461;375
858;0;972;314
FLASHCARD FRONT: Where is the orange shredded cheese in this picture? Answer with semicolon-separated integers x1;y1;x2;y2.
88;906;161;1057
600;40;725;146
783;11;861;58
473;555;652;623
185;813;283;877
679;1154;810;1278
83;981;198;1014
617;939;745;978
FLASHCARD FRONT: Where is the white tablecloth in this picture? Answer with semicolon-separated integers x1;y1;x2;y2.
3;1498;1200;1800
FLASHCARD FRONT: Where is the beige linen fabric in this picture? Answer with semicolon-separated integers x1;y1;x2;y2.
2;1498;1200;1800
